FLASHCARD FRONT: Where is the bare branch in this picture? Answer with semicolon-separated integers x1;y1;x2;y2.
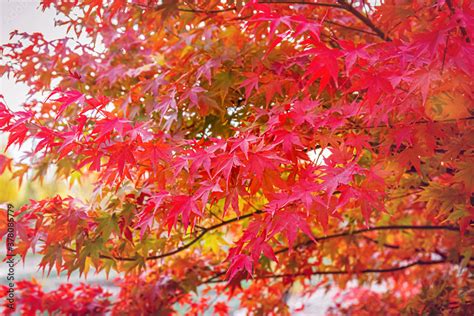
55;210;263;262
260;1;391;41
445;0;471;43
177;7;236;14
336;0;391;41
133;2;236;14
257;1;342;9
336;116;474;132
205;259;448;283
324;19;379;36
251;259;447;280
274;224;460;256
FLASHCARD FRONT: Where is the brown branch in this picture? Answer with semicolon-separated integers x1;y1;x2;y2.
141;0;386;40
336;0;391;41
53;219;459;264
257;0;386;40
441;33;451;74
54;210;263;262
324;19;379;36
146;209;263;260
203;225;458;283
257;1;342;9
361;235;400;249
253;259;447;279
177;7;236;14
49;183;460;264
133;2;236;14
205;259;448;283
360;236;448;259
145;229;208;260
336;116;474;132
208;210;225;223
386;189;423;201
445;0;471;43
274;224;460;256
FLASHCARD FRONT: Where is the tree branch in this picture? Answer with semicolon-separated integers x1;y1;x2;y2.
133;2;236;14
386;189;423;201
203;260;450;284
205;259;448;283
54;206;460;263
336;0;391;41
361;235;400;249
257;1;341;9
248;259;448;280
324;19;379;36
200;225;459;283
274;224;460;256
146;209;263;260
336;116;474;132
55;209;264;262
445;0;471;43
258;1;389;40
177;7;236;14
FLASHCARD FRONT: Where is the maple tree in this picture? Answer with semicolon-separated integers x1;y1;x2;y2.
1;0;474;314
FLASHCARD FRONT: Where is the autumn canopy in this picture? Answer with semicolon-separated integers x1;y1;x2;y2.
0;0;473;314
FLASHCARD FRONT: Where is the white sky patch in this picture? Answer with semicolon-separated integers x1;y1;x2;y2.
1;1;68;110
307;147;331;165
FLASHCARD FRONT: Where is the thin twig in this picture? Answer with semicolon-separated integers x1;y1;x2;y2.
335;116;474;132
177;7;236;14
249;260;447;280
441;33;451;74
53;223;459;263
445;0;471;43
386;189;423;201
205;259;448;283
361;235;400;249
55;210;263;262
257;0;389;41
257;1;341;9
273;224;460;256
324;19;378;36
336;0;391;41
133;2;236;14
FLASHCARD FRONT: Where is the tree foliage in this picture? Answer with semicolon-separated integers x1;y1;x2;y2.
1;0;474;314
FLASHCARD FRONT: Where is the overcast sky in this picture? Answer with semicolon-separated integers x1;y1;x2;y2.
1;0;67;110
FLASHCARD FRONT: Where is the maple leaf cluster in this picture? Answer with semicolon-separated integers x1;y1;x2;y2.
1;0;473;314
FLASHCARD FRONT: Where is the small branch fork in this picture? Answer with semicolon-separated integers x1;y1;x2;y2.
53;221;458;283
337;116;474;132
132;2;236;14
257;0;391;41
273;225;460;256
134;1;391;41
203;225;459;283
336;0;391;41
205;259;448;283
57;218;459;262
445;0;471;43
56;210;263;262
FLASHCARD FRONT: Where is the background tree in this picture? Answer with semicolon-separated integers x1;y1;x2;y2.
1;0;473;314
